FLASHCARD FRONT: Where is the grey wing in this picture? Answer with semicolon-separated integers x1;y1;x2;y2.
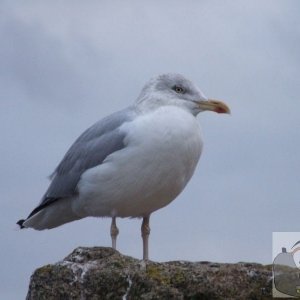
28;107;135;217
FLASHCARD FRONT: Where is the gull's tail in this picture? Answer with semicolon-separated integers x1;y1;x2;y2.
16;197;81;230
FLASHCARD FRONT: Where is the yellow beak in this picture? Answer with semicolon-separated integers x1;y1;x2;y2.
197;99;231;114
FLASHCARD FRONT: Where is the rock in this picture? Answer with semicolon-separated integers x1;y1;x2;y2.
26;247;272;300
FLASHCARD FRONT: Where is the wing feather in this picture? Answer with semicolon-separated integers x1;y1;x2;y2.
28;107;135;218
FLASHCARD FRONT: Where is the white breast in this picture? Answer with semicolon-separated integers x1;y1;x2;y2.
75;106;203;218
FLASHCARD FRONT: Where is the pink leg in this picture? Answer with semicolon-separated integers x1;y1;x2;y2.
141;215;150;260
110;216;119;250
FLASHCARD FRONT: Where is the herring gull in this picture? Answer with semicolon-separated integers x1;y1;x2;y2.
17;73;230;260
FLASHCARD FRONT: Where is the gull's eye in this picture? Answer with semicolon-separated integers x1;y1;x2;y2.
173;85;185;94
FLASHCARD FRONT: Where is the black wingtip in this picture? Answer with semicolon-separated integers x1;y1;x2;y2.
16;197;60;230
17;219;25;229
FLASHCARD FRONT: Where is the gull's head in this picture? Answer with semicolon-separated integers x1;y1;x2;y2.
136;73;230;116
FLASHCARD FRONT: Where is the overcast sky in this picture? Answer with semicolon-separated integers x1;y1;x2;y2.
1;1;300;298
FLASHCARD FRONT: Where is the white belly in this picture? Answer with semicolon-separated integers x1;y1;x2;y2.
75;106;203;218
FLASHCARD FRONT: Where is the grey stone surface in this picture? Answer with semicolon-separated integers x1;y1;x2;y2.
26;247;273;300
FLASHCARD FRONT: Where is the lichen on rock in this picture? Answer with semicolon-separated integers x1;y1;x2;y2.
26;247;272;300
